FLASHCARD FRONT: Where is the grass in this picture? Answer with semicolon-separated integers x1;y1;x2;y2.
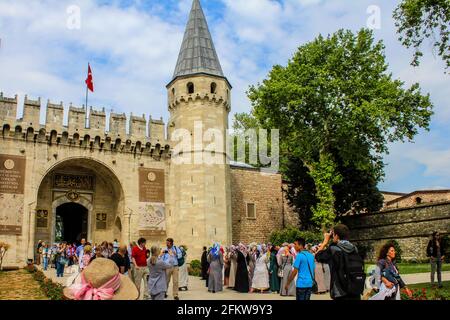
365;262;450;275
0;269;48;300
406;281;450;300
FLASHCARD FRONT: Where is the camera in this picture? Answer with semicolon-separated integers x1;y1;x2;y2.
164;250;169;254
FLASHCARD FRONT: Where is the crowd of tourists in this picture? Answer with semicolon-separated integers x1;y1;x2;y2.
200;241;328;298
35;239;122;277
34;225;445;301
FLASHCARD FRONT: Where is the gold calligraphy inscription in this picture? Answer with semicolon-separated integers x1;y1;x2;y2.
0;155;26;194
53;174;94;190
36;209;49;228
139;168;165;203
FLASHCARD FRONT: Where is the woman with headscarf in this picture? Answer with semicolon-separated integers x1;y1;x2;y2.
279;243;296;296
251;245;270;293
207;243;224;293
269;245;280;293
248;244;257;292
223;247;231;287
234;243;250;293
200;246;209;281
228;245;237;288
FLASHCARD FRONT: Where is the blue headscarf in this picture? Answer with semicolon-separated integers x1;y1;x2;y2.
211;242;220;258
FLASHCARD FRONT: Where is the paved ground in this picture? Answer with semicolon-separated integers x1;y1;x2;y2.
38;264;450;301
401;271;450;285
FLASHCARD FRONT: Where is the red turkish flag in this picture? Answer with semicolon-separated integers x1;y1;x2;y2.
85;63;94;92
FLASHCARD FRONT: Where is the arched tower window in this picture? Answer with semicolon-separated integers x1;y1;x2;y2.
211;82;217;94
172;88;175;96
187;82;194;94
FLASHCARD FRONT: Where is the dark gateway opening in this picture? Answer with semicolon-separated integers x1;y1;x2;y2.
55;203;88;244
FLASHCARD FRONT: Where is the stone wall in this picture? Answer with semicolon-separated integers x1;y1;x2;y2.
230;166;299;244
343;201;450;262
384;190;450;210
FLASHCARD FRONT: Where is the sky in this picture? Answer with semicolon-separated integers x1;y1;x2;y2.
0;0;448;193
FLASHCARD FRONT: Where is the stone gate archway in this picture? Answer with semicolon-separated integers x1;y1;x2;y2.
34;157;125;247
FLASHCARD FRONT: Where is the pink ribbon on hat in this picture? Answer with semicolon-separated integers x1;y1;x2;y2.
72;272;121;300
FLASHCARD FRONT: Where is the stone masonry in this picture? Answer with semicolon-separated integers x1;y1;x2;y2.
343;201;450;261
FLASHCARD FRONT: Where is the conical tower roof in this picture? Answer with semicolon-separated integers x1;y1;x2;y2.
172;0;225;80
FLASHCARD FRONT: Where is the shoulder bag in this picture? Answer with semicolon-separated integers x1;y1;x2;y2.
302;252;318;294
278;256;287;278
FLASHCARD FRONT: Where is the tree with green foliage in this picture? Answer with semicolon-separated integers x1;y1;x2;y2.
243;28;433;228
393;0;450;71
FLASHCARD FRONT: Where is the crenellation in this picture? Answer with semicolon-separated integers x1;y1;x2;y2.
0;92;18;125
0;93;172;157
129;113;147;140
45;100;64;132
89;106;106;133
68;104;86;133
109;112;127;138
149;116;165;143
22;95;41;128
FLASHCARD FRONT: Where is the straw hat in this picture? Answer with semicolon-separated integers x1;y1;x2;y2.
63;258;139;300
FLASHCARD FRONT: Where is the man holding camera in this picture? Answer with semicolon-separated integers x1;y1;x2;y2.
162;238;183;300
315;224;365;300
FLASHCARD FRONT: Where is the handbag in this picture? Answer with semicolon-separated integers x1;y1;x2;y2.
278;257;287;278
59;255;68;266
302;252;318;294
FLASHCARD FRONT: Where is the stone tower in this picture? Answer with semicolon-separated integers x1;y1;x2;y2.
166;0;232;254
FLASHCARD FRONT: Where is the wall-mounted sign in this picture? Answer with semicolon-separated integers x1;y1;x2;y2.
36;209;49;228
139;168;165;202
139;229;166;237
0;225;21;235
96;213;107;230
138;202;166;236
0;155;26;194
0;168;24;235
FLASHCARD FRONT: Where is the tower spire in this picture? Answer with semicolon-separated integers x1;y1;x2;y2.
172;0;224;80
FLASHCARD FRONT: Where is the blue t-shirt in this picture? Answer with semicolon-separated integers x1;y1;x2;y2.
76;245;84;258
293;251;315;289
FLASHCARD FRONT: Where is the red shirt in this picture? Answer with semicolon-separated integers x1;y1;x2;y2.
132;245;147;267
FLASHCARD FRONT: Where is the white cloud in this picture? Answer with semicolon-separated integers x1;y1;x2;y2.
0;0;448;191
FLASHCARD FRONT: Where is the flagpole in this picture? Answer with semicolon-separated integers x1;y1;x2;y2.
85;85;89;129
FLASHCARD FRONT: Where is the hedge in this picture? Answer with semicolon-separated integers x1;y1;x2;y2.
27;267;66;300
269;227;322;246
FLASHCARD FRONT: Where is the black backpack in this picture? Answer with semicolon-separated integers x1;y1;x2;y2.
342;250;366;296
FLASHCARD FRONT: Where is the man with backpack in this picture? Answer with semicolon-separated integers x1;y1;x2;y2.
315;224;365;300
163;238;183;300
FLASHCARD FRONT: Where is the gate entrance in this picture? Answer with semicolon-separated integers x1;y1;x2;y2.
55;202;88;244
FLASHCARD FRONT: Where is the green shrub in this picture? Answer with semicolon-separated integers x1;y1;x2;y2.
26;268;65;300
190;259;201;269
269;227;322;246
188;259;202;277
